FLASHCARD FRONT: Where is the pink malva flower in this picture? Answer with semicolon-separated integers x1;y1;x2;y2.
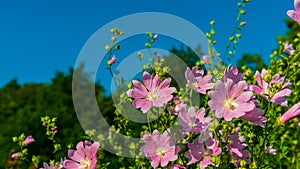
141;129;180;169
167;96;186;115
24;135;35;145
127;72;176;113
170;164;186;169
40;162;60;169
224;66;243;84
51;126;58;133
185;67;214;94
242;107;267;128
202;55;210;64
287;0;300;25
284;41;296;55
224;127;250;167
153;34;158;40
265;146;277;155
251;69;291;107
280;102;300;124
185;132;221;169
208;79;255;121
107;55;116;66
63;141;100;169
11;153;20;159
178;107;211;133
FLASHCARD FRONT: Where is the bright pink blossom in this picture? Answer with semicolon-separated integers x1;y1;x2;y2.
185;67;214;94
24;135;35;145
280;102;300;124
141;129;180;169
251;69;291;107
63;141;100;169
287;0;300;25
185;132;221;169
224;66;243;84
127;72;175;113
178;107;211;133
208;79;255;121
284;41;295;55
40;162;61;169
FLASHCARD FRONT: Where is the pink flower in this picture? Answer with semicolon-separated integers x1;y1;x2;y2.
284;41;296;55
11;153;20;159
40;162;60;169
24;135;35;145
251;69;291;107
153;34;158;40
208;79;255;121
287;0;300;25
141;129;180;169
185;132;221;168
63;141;100;169
241;107;267;128
280;102;300;124
170;164;186;169
225;128;250;167
155;52;160;61
51;126;58;133
224;66;243;84
265;146;277;155
202;55;210;64
127;72;176;113
167;97;186;115
185;67;214;94
107;55;116;66
178;107;211;133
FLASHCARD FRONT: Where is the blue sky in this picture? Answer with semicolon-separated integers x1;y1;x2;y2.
0;0;294;90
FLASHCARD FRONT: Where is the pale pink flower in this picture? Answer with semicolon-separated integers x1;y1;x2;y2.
167;97;186;115
287;0;300;25
284;41;295;55
202;55;210;64
40;162;60;169
127;72;176;113
224;66;243;84
265;146;277;155
208;79;255;121
141;130;180;169
225;128;250;167
24;135;35;145
185;67;214;94
178;107;211;133
153;34;158;40
185;132;221;169
51;126;58;133
280;102;300;124
107;55;116;66
11;153;20;159
241;107;267;128
251;69;291;107
63;141;100;169
170;164;186;169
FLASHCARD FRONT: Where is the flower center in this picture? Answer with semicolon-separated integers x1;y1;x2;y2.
223;98;236;110
147;91;159;102
80;157;92;169
155;147;167;158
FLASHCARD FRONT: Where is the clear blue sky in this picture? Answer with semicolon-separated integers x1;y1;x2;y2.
0;0;294;89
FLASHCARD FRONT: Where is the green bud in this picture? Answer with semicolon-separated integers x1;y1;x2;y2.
206;33;211;38
145;43;151;48
263;74;272;82
211;29;216;35
127;82;132;89
229;36;235;41
12;137;18;142
240;9;246;15
229;51;233;55
236;33;242;39
105;45;111;51
114;45;120;50
210;20;215;25
237;2;242;7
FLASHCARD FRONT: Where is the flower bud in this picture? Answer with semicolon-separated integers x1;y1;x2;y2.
240;22;247;27
105;45;111;51
24;135;35;145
